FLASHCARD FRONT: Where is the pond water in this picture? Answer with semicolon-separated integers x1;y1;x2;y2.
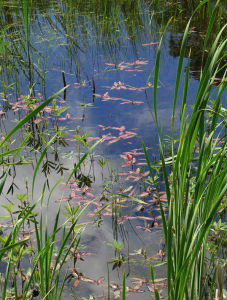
0;1;226;299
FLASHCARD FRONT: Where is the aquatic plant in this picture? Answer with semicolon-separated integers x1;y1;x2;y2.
143;1;227;299
0;85;102;299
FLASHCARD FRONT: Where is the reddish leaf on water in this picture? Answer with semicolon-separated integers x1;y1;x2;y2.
127;287;145;293
122;216;137;220
133;280;144;290
110;282;119;290
107;138;120;145
136;216;156;221
213;77;227;85
117;218;125;225
104;82;153;92
142;42;159;46
74;82;82;88
110;81;127;90
21;228;35;234
122;185;133;193
120;133;137;140
147;284;155;293
159;191;167;196
33;118;42;124
106;60;148;72
44;106;52;113
74;280;80;287
111;125;126;132
138;191;150;197
128;187;136;197
56;197;71;202
152;221;159;227
136;225;152;232
125;170;149;181
70;247;78;253
93;93;103;98
151;212;155;218
131;100;143;104
132;60;148;65
118;172;129;176
80;276;96;284
105;62;116;66
96;277;105;285
98;124;111;130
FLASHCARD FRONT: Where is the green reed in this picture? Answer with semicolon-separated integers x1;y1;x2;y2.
143;0;227;299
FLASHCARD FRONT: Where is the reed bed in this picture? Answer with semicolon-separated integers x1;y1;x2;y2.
143;1;227;299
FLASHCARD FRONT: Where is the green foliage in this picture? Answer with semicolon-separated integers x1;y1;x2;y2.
143;1;227;299
107;239;125;270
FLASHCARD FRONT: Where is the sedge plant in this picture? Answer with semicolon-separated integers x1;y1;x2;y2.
143;0;227;299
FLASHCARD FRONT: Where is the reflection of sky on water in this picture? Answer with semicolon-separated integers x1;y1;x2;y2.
49;47;199;159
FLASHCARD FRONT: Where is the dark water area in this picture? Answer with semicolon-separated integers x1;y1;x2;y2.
0;0;226;299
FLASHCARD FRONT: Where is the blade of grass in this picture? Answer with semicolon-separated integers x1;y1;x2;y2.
122;269;126;300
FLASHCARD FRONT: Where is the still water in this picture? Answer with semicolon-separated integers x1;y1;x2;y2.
0;0;226;299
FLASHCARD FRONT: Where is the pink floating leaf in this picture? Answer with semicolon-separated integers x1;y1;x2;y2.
142;42;159;46
105;63;116;66
44;106;52;113
65;113;71;119
147;284;155;293
56;197;71;202
34;118;42;124
110;81;127;90
93;93;103;98
127;287;145;293
107;138;120;145
96;277;105;285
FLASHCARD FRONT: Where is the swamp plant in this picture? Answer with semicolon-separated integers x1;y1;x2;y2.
143;1;227;299
0;87;102;299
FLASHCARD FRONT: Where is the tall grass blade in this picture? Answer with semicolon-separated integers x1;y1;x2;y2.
153;18;172;125
122;269;126;300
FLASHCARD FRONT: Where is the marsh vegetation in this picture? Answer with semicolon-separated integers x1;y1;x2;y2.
0;0;226;299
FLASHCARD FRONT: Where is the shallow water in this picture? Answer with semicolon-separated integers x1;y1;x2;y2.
0;1;226;299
